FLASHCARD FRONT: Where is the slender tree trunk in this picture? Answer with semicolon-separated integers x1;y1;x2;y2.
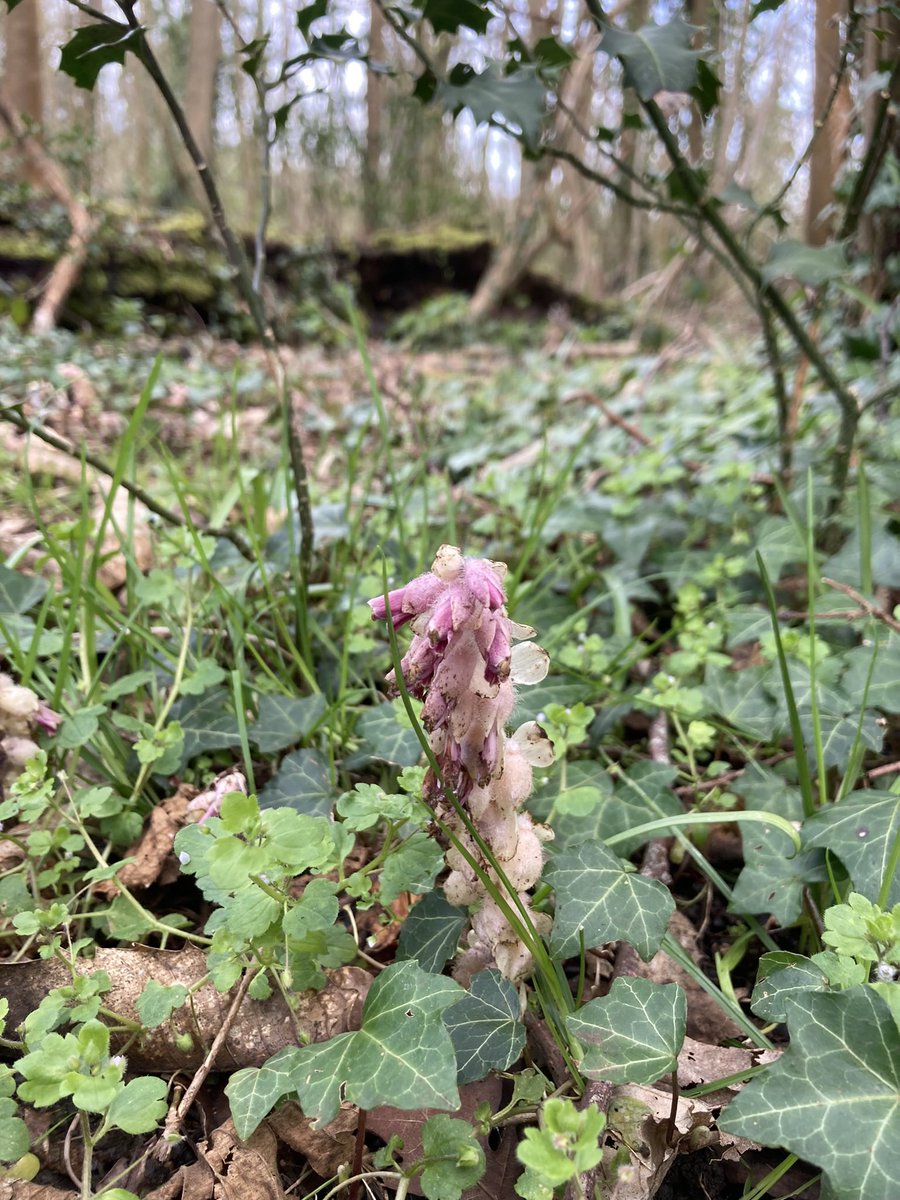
806;0;851;245
684;0;710;165
858;9;899;294
711;0;751;192
2;0;44;185
184;0;221;204
363;0;385;235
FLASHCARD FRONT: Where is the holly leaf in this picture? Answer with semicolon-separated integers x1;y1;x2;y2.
546;841;674;960
438;64;546;151
761;239;848;287
226;1045;302;1141
288;961;463;1125
803;792;900;907
600;18;700;101
720;988;900;1200
251;693;326;753
566;978;686;1085
59;23;143;91
444;969;525;1085
422;0;492;35
397;892;467;974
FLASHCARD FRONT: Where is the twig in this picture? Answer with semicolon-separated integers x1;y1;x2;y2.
2;403;255;559
821;577;900;634
157;968;254;1154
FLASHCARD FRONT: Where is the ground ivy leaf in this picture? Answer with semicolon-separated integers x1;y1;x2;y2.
106;1076;168;1134
546;841;674;960
379;832;444;904
803;792;900;906
135;980;188;1030
566;977;686;1085
720;988;900;1200
444;969;525;1084
252;693;326;753
289;961;463;1126
420;1114;487;1200
226;1045;303;1141
730;824;828;925
397;892;467;974
601;17;700;101
258;748;335;816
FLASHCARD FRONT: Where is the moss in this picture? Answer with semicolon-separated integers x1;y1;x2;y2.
364;224;491;256
118;268;215;304
156;210;208;239
0;230;58;261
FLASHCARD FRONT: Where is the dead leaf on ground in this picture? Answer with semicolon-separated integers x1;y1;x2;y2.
677;1036;779;1102
95;784;196;898
266;1101;356;1178
369;1076;504;1197
1;948;370;1072
0;1185;75;1200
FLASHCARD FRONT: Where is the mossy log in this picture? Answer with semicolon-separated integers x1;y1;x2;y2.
0;193;612;340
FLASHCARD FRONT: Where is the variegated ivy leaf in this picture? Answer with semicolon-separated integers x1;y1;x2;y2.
566;978;686;1085
803;792;900;906
444;969;525;1084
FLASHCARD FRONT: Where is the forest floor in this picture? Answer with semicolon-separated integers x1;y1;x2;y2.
0;314;898;1200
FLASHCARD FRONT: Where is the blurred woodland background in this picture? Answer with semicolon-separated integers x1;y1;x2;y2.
0;0;896;336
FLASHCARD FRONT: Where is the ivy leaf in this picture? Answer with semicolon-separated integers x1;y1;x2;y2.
252;694;326;753
423;0;492;36
172;687;241;765
397;892;467;974
749;954;830;1022
288;961;464;1126
379;833;445;904
720;988;900;1200
0;564;47;614
546;841;674;960
226;1045;302;1141
704;664;780;740
444;969;525;1084
59;23;143;91
566;978;686;1085
840;636;900;713
803;792;900;906
106;1076;168;1134
345;703;423;769
258;748;335;816
600;18;700;101
438;64;547;151
730;824;828;925
420;1114;486;1200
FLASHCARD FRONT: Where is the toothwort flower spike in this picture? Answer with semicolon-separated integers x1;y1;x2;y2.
370;545;555;982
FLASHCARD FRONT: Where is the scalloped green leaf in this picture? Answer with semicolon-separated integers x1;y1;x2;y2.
600;17;700;101
546;841;674;960
289;961;464;1126
803;792;900;906
721;988;900;1200
566;978;686;1085
379;832;444;904
397;892;467;973
444;969;525;1085
106;1076;168;1134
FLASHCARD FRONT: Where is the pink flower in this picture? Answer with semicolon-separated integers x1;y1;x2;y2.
35;702;62;736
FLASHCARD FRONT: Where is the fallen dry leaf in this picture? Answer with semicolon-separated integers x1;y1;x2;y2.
94;784;196;898
1;948;370;1072
265;1100;356;1177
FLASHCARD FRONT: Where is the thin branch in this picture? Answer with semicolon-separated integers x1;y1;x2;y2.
821;577;900;634
3;404;255;560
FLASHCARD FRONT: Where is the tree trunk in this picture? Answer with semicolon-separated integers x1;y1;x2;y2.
362;0;385;236
185;0;221;183
0;97;97;333
806;0;851;245
2;0;44;185
857;9;899;294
